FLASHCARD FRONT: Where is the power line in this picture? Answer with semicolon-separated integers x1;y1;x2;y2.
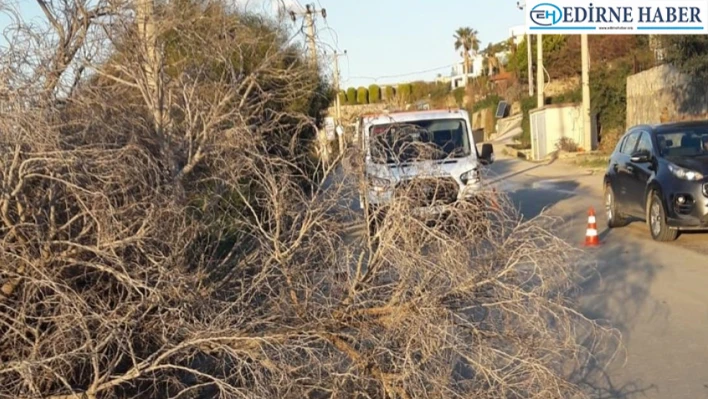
316;0;340;51
345;64;455;83
287;3;327;64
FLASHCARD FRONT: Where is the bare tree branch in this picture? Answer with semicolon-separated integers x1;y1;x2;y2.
0;1;620;398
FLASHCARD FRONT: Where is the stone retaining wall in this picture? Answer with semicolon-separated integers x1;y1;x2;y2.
626;64;708;127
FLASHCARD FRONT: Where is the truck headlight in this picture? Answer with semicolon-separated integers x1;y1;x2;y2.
668;164;704;181
460;168;480;185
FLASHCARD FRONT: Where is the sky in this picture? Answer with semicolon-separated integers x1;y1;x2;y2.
4;0;526;89
257;0;527;88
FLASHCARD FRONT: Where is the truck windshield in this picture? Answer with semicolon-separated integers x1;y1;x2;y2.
369;118;471;164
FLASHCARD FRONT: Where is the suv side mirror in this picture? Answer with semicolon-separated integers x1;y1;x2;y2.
630;150;651;163
480;143;495;165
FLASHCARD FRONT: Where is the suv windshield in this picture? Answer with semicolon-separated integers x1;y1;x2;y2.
656;127;708;158
369;118;471;164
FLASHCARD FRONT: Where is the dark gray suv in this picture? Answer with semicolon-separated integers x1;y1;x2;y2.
604;121;708;241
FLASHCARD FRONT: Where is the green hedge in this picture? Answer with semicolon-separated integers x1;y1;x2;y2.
368;84;381;103
384;86;395;101
357;86;369;104
346;87;357;105
337;90;347;105
397;83;412;101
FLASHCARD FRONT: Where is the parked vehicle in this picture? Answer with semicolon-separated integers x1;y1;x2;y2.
357;109;495;233
604;121;708;241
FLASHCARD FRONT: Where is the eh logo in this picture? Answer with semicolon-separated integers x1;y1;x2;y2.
530;3;563;26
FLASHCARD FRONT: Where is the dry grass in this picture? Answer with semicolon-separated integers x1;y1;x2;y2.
0;1;620;398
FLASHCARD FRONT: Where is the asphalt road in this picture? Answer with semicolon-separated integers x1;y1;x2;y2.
486;148;708;399
335;144;708;398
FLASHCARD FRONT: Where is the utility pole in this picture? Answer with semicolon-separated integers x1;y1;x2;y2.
136;0;166;137
536;34;544;108
516;1;534;97
289;4;327;66
332;50;347;154
289;4;328;163
527;34;534;96
581;33;592;150
332;50;346;122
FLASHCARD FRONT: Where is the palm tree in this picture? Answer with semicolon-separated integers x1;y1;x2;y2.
453;27;480;86
483;42;496;76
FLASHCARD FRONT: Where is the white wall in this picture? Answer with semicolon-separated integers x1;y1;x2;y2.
451;56;485;77
450;56;485;89
531;104;598;159
545;106;583;150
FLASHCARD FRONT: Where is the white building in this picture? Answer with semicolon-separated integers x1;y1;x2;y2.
450;55;485;90
448;25;526;90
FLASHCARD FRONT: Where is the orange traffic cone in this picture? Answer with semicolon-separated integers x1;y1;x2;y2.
584;207;600;246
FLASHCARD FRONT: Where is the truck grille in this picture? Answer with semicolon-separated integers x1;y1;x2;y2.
395;178;459;207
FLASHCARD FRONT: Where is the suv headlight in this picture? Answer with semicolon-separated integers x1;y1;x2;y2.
668;164;704;181
460;168;480;185
367;176;391;192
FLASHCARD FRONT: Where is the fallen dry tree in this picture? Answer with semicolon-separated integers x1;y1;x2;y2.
0;1;619;398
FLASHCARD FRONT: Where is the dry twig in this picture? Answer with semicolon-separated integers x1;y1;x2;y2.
0;1;620;398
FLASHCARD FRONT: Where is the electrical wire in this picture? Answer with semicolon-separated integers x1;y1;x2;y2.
346;64;456;83
315;0;341;51
543;65;551;86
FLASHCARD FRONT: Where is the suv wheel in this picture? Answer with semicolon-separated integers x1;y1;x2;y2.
647;191;678;242
605;184;627;228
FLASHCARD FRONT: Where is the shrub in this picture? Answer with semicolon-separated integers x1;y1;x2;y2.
452;87;465;106
556;137;579;152
599;126;624;154
428;81;452;102
470;94;503;113
357;86;369;104
397;83;412;102
549;87;582;105
590;61;631;135
0;2;620;397
337;90;347;105
410;81;430;101
662;35;708;79
346;87;357;104
383;85;395;101
507;35;568;80
520;95;537;148
368;84;381;103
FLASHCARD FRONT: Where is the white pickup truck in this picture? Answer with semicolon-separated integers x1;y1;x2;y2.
356;108;495;230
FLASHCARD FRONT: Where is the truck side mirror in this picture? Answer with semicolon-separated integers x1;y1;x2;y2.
480;143;494;165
